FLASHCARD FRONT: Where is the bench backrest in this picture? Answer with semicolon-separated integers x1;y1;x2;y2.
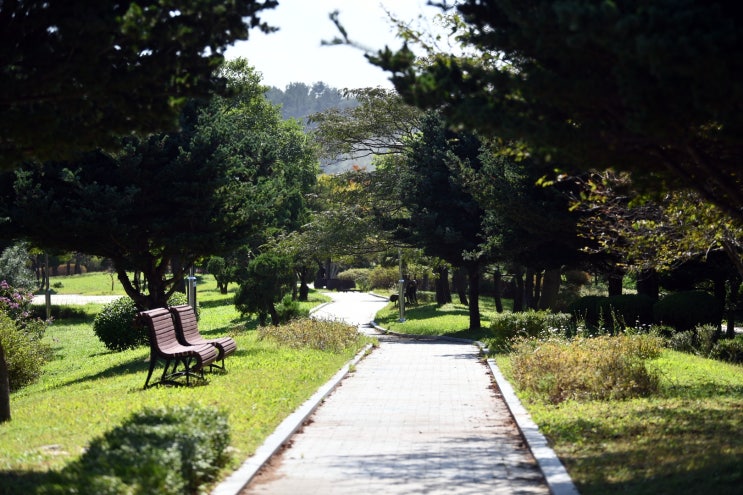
169;304;202;345
140;307;182;353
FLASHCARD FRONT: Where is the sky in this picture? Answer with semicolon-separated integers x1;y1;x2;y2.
225;0;443;90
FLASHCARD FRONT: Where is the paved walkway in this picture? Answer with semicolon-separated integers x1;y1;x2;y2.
214;291;570;495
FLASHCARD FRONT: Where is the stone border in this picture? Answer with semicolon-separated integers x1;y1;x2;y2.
210;342;374;495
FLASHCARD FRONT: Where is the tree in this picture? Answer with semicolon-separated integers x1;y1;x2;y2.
389;112;488;330
0;242;35;289
0;0;278;169
373;0;743;223
234;251;295;326
1;61;318;309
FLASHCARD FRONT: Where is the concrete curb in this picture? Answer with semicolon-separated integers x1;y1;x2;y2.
372;322;579;495
210;343;375;495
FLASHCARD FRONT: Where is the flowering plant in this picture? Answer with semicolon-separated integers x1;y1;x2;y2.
0;279;34;322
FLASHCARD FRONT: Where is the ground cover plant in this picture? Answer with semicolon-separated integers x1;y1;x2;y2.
376;297;742;495
1;279;364;494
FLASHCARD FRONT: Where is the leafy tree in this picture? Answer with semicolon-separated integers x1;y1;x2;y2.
0;242;35;289
234;251;295;325
389;112;488;330
1;61;318;309
0;0;278;169
373;0;743;223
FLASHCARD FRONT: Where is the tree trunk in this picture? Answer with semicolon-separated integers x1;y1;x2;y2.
0;341;10;423
466;264;481;331
493;268;504;313
607;273;623;297
636;269;659;300
454;267;468;305
726;280;741;339
513;266;525;312
534;270;543;308
435;266;451;306
171;256;186;293
538;268;561;311
524;268;535;309
298;266;309;301
269;304;280;326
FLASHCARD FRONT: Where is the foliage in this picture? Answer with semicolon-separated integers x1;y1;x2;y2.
44;405;229;495
92;293;191;352
0;0;278;169
234;251;295;325
486;310;572;352
2;60;318;310
266;81;355;122
369;265;400;290
0;242;35;289
709;335;743;364
510;335;663;404
336;268;371;292
653;290;723;332
569;294;655;333
206;256;229;294
275;295;304;324
665;324;719;358
374;0;743;223
0;312;51;391
258;317;362;352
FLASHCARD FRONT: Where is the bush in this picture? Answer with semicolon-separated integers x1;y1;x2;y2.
275;295;305;324
653;290;723;332
93;294;192;352
0;312;52;391
368;266;399;290
487;310;572;352
45;405;230;495
510;335;663;404
259;317;361;352
709;335;743;364
569;294;654;333
337;268;371;291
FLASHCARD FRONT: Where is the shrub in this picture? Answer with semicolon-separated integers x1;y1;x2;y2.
0;312;52;391
709;335;743;364
259;317;361;352
275;295;305;324
93;294;191;352
510;335;663;404
45;405;230;495
569;294;654;333
369;266;400;290
653;290;723;332
93;297;147;352
337;268;371;292
487;310;572;352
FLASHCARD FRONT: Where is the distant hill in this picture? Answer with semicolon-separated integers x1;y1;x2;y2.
265;82;369;174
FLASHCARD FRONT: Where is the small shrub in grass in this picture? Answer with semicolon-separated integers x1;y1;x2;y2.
259;317;360;352
510;334;663;404
276;295;305;323
0;311;52;390
44;405;230;495
486;310;572;352
93;294;195;352
710;335;743;364
369;266;399;290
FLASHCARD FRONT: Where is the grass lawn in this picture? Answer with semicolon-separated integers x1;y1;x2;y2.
2;277;364;494
376;297;743;495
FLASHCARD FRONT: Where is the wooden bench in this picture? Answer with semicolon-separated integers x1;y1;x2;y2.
139;307;219;388
169;304;237;370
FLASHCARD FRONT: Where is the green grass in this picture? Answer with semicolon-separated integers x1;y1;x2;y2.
373;296;507;340
1;282;366;494
378;296;742;494
39;271;128;295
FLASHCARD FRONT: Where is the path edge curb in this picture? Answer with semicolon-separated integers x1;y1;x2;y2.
211;342;375;495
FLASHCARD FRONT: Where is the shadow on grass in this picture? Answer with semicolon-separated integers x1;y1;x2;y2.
0;469;57;495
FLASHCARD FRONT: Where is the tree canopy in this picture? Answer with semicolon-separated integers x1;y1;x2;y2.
0;62;318;309
373;0;743;222
0;0;277;169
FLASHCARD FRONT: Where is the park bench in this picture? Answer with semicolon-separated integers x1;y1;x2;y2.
169;304;237;370
139;307;219;388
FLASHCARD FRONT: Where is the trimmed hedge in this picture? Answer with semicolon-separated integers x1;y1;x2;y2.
43;405;230;495
568;294;654;332
652;290;722;332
